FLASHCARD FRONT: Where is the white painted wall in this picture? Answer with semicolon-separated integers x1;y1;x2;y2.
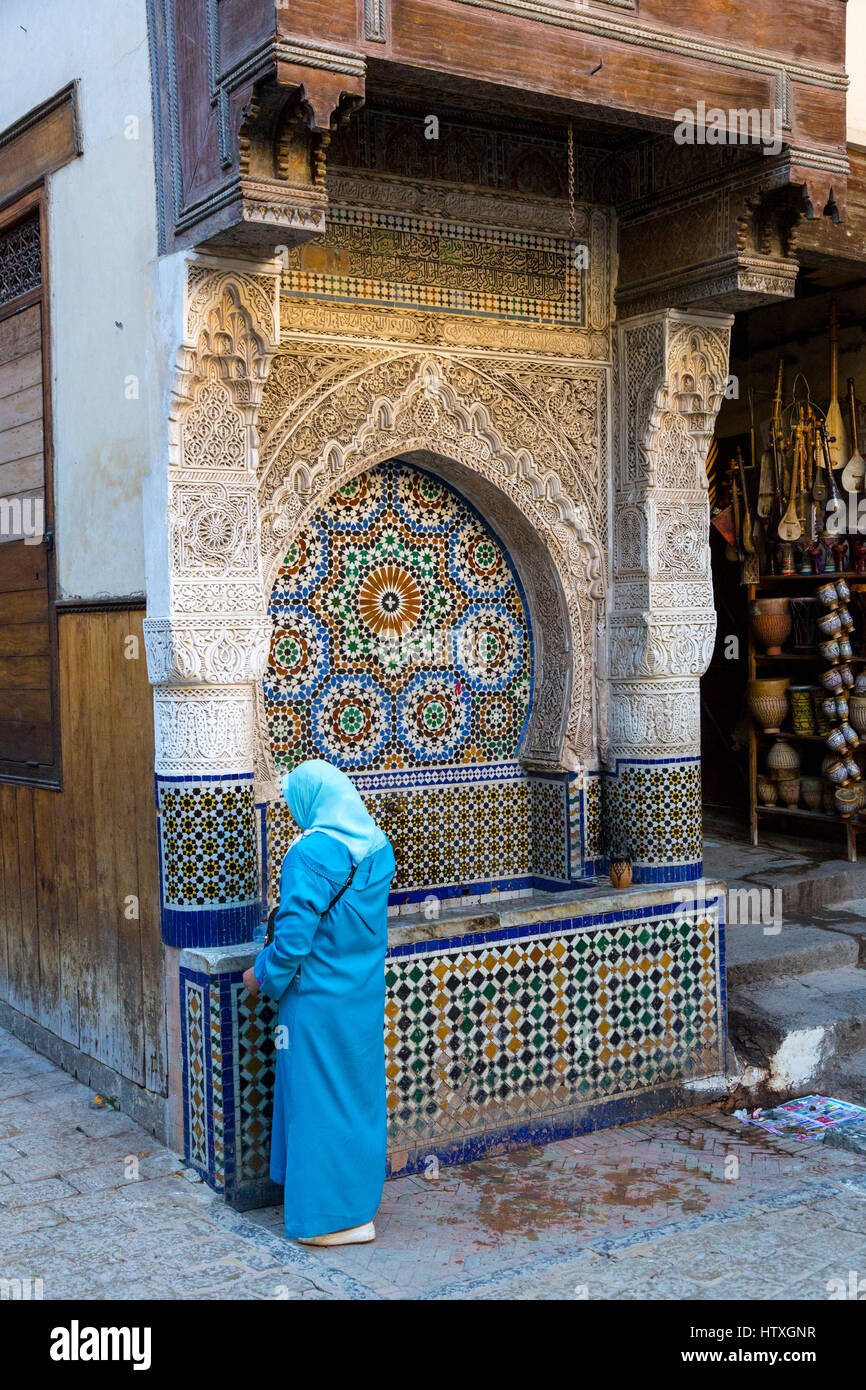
0;0;169;599
848;0;866;146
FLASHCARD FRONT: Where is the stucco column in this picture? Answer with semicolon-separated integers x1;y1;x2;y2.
144;257;280;946
606;309;732;884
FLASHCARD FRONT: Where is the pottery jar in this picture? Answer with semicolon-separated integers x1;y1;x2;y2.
756;776;778;805
819;638;841;663
747;677;790;734
817;581;840;608
817;610;843;638
820;667;844;693
835;785;859;817
609;855;632;890
749;598;792;656
787;686;814;734
800;776;823;810
777;777;800;807
766;739;801;777
848;693;866;735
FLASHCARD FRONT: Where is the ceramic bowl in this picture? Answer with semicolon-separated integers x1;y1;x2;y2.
819;638;841;663
835;785;860;817
818;581;840;608
750;604;792;656
820;667;844;693
747;678;790;734
841;723;861;749
766;739;801;777
756;775;778;805
840;664;855;689
826;727;848;753
777;777;800;807
836;580;851;603
848;694;866;736
818;610;843;637
801;776;823;810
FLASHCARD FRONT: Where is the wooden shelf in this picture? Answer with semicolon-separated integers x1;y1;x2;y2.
757;804;866;827
755;571;866;583
747;568;865;861
754;652;866;663
754;730;846;742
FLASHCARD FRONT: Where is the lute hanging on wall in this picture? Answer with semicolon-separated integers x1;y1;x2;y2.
826;299;850;471
777;410;804;541
841;378;865;493
735;446;756;554
818;416;846;530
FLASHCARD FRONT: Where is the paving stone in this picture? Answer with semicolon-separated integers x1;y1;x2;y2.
3;1022;866;1300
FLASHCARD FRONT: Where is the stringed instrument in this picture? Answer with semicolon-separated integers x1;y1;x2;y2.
818;416;846;531
777;412;804;542
841;378;865;493
766;361;785;538
826;299;850;471
735;446;755;553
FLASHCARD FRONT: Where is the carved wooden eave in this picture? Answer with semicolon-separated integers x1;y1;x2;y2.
147;3;366;252
614;142;847;316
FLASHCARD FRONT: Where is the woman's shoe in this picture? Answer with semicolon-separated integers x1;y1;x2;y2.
297;1221;375;1247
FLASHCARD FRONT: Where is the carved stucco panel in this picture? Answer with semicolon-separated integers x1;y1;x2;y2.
259;350;607;769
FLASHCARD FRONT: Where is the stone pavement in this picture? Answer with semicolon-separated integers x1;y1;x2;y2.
2;1025;866;1300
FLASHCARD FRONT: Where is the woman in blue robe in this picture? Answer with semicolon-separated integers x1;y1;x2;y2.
243;760;395;1245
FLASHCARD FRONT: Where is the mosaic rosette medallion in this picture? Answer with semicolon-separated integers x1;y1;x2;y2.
263;460;532;772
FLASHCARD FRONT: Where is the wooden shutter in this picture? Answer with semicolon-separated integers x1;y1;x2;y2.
0;191;58;784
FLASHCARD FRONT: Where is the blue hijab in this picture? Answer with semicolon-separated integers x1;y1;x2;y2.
282;760;388;866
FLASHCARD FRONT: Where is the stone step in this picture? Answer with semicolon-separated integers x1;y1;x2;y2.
725;918;859;987
730;862;866;918
821;1049;866;1112
727;966;866;1099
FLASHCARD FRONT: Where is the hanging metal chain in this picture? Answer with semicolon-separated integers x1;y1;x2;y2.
567;120;576;241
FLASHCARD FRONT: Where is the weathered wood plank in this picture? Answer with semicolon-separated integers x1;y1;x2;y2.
0;686;50;722
0;588;48;625
106;613;146;1087
0;656;50;688
53;614;80;1043
0;418;43;468
0;541;47;593
67;613;101;1064
32;789;59;1027
0;306;40;369
0;719;53;764
0;349;41;402
0;622;49;657
0;382;42;430
0;784;24;1013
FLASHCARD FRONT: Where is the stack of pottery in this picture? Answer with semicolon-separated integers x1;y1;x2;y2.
789;596;820;652
749;597;791;655
788;685;815;735
747;677;790;734
766;737;801;806
849;674;866;737
816;579;863;817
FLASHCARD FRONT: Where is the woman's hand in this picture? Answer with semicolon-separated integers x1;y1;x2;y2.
243;966;260;998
